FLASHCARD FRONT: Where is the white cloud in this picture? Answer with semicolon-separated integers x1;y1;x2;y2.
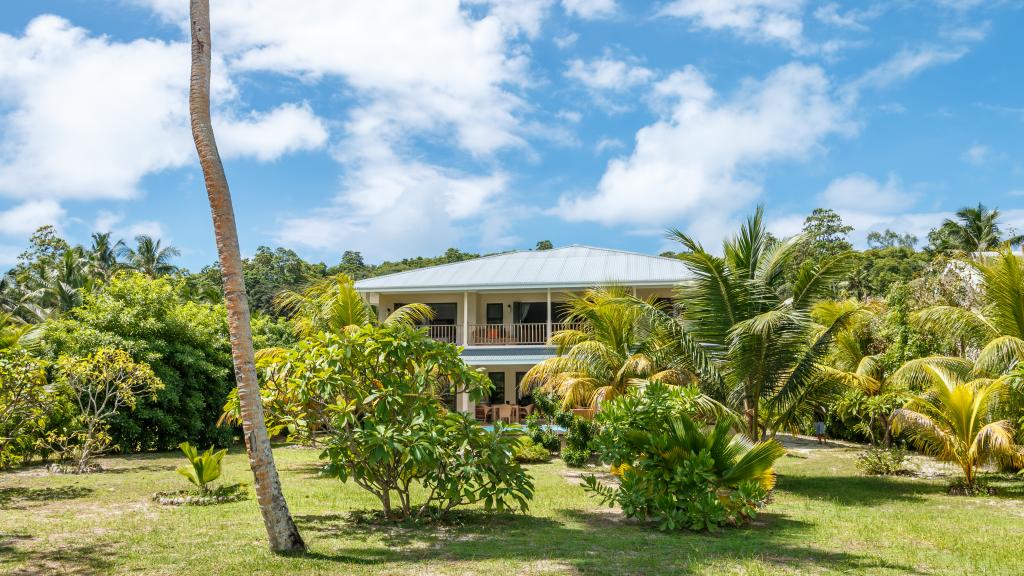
594;137;624;155
93;210;124;234
813;3;884;31
0;15;327;202
554;32;580;49
0;200;66;237
557;110;583;123
852;46;967;92
565;55;654;91
554;63;854;241
1009;189;1024;197
659;0;805;49
91;209;166;242
216;103;328;162
563;0;618;19
820;173;917;212
961;144;990;165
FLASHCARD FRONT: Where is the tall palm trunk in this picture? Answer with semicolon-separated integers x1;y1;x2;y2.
189;0;305;553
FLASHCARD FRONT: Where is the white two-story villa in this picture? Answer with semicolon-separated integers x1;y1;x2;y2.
354;245;690;415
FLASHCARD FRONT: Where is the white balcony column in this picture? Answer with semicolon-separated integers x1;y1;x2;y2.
546;288;552;343
462;291;469;347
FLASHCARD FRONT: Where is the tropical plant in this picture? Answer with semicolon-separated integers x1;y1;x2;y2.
928;203;1024;254
53;348;162;472
914;249;1024;378
176;442;228;493
513;436;552;463
522;286;692;409
44;273;234;450
891;360;1018;490
0;348;50;468
629;208;857;438
88;232;125;281
120;235;180;278
189;0;305;551
856;446;908;476
584;411;785;532
274;272;433;338
317;324;532;519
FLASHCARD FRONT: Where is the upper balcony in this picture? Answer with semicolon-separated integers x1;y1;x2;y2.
423;322;580;347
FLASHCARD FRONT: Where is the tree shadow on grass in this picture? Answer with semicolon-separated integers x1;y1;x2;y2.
0;534;113;575
291;506;926;575
0;485;94;510
777;472;935;505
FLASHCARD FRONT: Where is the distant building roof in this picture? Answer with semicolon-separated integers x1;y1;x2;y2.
460;346;556;366
354;245;690;293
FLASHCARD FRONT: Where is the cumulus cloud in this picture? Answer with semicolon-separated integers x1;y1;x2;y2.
0;15;328;202
565;55;654;91
563;0;618;19
961;144;990;165
658;0;805;49
819;173;917;212
0;200;66;237
554;63;853;243
216;103;328;162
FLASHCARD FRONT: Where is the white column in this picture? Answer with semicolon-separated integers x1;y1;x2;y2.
546;288;552;344
463;291;469;347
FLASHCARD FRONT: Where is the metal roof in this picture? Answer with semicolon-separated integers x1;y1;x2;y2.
460;346;556;366
354;245;690;293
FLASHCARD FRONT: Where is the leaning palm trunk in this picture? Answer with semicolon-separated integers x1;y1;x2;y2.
189;0;304;553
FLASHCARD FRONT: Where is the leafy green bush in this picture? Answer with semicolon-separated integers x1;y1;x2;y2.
856;446;908;476
584;414;784;532
523;414;560;451
44;272;234;451
296;325;534;520
513;436;552;464
561;446;590;467
52;348;162;472
176;442;227;493
0;349;51;468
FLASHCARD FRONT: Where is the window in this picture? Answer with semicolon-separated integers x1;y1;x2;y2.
488;372;505;404
486;303;503;325
512;301;547;324
515;371;531;405
429;302;458;325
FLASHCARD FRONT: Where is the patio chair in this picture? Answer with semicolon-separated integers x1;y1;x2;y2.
475;404;489;422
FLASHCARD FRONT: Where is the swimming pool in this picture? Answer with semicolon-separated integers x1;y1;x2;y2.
480;423;566;434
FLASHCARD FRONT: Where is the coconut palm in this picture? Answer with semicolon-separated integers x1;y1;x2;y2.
88;232;125;281
189;0;304;552
891;360;1017;489
274;273;433;338
915;249;1024;377
521;287;692;408
931;203;1024;254
628;208;858;439
120;235;180;278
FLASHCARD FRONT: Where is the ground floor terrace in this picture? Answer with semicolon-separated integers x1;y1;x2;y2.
3;437;1022;575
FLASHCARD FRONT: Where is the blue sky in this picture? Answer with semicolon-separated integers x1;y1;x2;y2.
1;1;1022;271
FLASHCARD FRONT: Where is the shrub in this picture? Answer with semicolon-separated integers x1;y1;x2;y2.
561;446;590;467
523;414;559;451
44;273;234;451
513;437;552;464
52;348;162;472
584;414;784;532
0;349;50;468
306;325;533;520
856;446;908;475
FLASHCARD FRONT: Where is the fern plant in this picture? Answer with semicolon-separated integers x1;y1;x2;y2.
176;442;227;493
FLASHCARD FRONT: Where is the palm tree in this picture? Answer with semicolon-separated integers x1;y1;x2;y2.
88;232;125;281
189;0;304;553
120;235;180;278
915;249;1024;377
629;208;858;439
274;273;433;338
931;203;1024;254
891;361;1017;489
522;287;692;408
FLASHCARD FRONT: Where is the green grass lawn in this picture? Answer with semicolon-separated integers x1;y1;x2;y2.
2;438;1023;575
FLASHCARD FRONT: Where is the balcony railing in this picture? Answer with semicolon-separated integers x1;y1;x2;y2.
422;322;584;346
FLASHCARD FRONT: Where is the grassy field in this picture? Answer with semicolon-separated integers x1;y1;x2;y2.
2;437;1023;576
